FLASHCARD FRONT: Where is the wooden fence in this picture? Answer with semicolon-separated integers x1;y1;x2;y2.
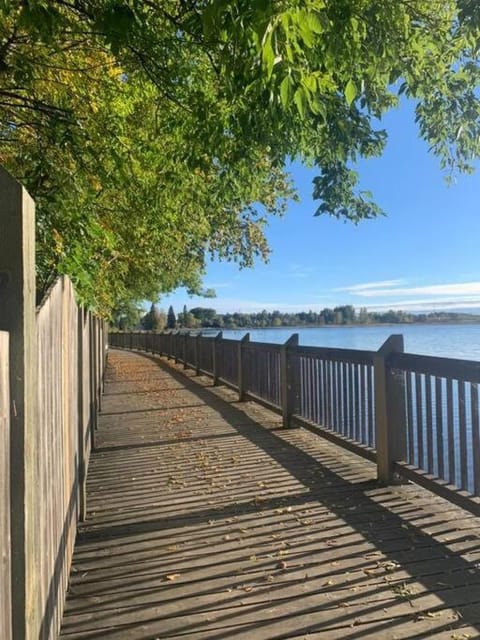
109;330;480;516
0;167;106;640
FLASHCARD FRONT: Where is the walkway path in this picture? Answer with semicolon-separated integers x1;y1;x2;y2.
60;349;480;639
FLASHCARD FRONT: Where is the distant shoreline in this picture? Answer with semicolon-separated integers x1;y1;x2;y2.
219;319;480;330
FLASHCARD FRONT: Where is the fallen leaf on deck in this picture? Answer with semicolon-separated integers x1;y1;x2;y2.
165;573;181;581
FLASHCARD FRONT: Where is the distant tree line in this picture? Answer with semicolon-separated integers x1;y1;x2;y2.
111;303;480;331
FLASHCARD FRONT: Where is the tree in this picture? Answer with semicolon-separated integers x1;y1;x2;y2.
189;308;217;326
182;305;188;328
184;312;199;329
1;1;479;313
167;306;176;329
142;303;165;331
111;301;143;331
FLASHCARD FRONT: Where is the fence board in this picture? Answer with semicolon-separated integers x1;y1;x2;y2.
0;332;11;640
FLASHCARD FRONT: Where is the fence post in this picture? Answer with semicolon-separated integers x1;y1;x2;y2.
183;333;188;369
212;331;222;385
174;331;180;364
159;331;165;356
374;334;406;484
281;334;299;427
195;333;201;375
0;167;37;640
238;333;250;401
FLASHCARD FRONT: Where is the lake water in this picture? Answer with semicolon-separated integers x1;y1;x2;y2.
220;323;480;361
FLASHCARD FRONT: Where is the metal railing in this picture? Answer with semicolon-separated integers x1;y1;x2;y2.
109;330;480;515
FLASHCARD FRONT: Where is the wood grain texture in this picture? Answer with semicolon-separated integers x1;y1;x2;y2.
33;278;104;640
61;350;480;640
0;332;11;640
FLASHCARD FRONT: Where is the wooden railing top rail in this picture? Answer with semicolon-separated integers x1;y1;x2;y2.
391;351;480;382
295;344;376;364
244;340;281;351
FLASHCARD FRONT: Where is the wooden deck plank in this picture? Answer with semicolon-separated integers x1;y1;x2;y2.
60;349;480;639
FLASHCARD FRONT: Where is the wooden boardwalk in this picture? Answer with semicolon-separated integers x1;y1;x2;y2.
60;349;480;640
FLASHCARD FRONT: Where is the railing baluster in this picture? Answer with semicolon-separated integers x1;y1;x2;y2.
320;359;326;426
331;359;337;431
446;378;455;485
415;373;424;468
425;375;434;474
354;363;360;442
367;365;374;446
360;364;366;445
315;358;321;424
406;372;414;463
471;383;480;496
348;362;354;439
435;377;444;479
458;380;467;490
341;361;346;435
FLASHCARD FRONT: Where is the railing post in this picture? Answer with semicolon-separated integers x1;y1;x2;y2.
374;334;406;484
281;334;299;428
238;333;250;401
159;330;165;356
129;331;133;350
174;331;180;364
183;332;188;369
213;331;223;385
195;333;201;375
0;167;37;640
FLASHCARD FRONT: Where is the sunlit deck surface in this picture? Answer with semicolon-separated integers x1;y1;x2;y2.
60;349;480;640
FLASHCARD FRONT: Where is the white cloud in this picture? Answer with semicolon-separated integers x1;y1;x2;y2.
334;279;406;292
355;282;480;298
364;297;480;312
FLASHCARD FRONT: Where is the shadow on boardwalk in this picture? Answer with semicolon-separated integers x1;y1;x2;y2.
60;349;480;640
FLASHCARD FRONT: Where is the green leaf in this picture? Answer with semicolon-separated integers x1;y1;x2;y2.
306;12;324;35
345;79;357;106
262;31;275;79
294;87;307;118
280;76;292;107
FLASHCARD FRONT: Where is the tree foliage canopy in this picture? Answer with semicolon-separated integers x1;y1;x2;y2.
1;1;479;314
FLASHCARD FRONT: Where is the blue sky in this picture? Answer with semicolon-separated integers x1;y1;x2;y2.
159;101;480;315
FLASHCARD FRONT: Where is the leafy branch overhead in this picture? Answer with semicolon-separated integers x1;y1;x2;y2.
0;1;478;313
